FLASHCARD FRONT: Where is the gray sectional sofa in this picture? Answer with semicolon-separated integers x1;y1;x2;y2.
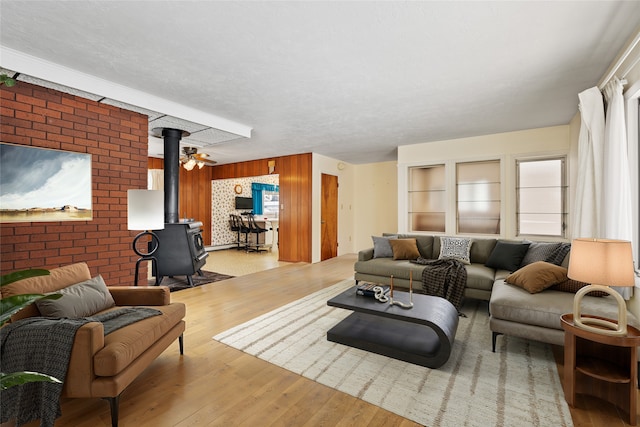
354;233;638;350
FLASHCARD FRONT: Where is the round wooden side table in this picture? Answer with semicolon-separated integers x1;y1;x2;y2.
561;313;640;425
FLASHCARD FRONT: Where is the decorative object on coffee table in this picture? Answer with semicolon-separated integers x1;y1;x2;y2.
568;238;635;336
390;273;413;309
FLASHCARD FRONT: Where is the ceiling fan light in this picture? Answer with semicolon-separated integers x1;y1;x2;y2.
197;161;205;169
183;158;196;171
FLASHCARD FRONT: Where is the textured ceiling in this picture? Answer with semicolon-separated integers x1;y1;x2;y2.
1;1;639;165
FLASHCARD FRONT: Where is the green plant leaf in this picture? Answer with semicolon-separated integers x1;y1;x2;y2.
0;269;50;287
0;74;16;87
0;371;62;390
0;293;62;326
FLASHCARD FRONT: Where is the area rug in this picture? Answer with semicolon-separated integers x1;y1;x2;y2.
151;270;234;291
213;279;573;427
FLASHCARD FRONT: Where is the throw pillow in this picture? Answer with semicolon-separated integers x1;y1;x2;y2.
550;279;608;297
520;242;562;267
438;237;472;264
546;242;572;266
505;261;568;294
485;240;531;272
389;238;421;260
372;235;398;258
35;275;116;318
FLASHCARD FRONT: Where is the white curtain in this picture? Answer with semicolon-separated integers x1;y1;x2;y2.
573;81;634;299
602;77;634;298
148;169;164;191
602;77;633;239
572;87;604;239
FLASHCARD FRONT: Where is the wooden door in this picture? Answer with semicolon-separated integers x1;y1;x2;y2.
321;173;338;260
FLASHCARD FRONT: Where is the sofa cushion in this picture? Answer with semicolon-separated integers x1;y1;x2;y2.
35;275;116;318
372;235;397;258
390;238;421;260
464;264;497;291
355;258;423;280
505;261;567;294
520;242;562;267
469;238;497;264
485;241;531;272
438;237;472;264
489;281;631;331
94;303;186;376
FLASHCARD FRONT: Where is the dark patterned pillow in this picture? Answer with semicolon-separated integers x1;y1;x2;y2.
550;279;608;297
546;242;571;266
520;242;562;267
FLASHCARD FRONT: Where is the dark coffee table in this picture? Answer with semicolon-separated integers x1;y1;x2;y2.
326;286;459;368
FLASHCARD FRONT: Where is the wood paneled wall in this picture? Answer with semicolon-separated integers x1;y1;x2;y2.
148;158;213;245
212;154;313;263
149;153;312;263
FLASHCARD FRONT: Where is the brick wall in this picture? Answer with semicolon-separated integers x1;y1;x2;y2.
0;81;149;285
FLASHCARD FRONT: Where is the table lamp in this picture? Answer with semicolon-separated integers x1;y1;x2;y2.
568;238;635;336
127;189;164;285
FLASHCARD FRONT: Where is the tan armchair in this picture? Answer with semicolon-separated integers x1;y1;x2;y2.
1;262;186;427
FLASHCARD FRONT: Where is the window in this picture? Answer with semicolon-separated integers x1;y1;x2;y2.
456;160;501;234
517;157;566;237
262;190;279;218
408;165;445;232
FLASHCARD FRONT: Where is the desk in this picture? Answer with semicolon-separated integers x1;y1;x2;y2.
561;313;640;425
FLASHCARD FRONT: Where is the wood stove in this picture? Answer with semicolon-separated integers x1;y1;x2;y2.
150;127;209;286
152;221;208;287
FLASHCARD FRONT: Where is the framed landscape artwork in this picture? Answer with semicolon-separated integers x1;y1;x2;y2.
0;143;93;222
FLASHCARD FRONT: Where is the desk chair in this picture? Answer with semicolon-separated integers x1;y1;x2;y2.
246;215;268;252
230;214;249;250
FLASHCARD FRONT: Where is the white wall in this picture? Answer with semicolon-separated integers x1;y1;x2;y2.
352;161;398;251
311;154;356;262
397;125;571;239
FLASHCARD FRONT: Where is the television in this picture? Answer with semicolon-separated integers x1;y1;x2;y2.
235;196;253;210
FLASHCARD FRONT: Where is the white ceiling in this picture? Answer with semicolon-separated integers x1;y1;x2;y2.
1;1;639;165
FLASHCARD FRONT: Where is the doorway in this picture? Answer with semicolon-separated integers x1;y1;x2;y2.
321;173;338;260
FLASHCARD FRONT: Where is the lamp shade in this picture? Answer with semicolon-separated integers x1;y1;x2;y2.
127;189;165;230
567;238;635;287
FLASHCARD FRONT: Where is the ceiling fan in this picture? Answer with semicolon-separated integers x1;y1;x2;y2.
180;147;217;170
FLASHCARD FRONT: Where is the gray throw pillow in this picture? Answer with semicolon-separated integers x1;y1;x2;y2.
372;235;397;258
35;275;116;318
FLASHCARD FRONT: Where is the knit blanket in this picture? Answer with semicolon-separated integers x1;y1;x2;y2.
0;307;161;427
414;257;467;312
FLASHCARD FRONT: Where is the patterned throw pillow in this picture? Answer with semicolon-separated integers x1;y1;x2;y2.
550;279;608;297
520;242;562;267
438;237;472;264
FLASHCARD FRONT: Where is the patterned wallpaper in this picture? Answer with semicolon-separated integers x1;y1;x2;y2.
211;174;279;246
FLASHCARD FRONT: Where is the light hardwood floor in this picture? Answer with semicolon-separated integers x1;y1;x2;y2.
24;251;638;426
